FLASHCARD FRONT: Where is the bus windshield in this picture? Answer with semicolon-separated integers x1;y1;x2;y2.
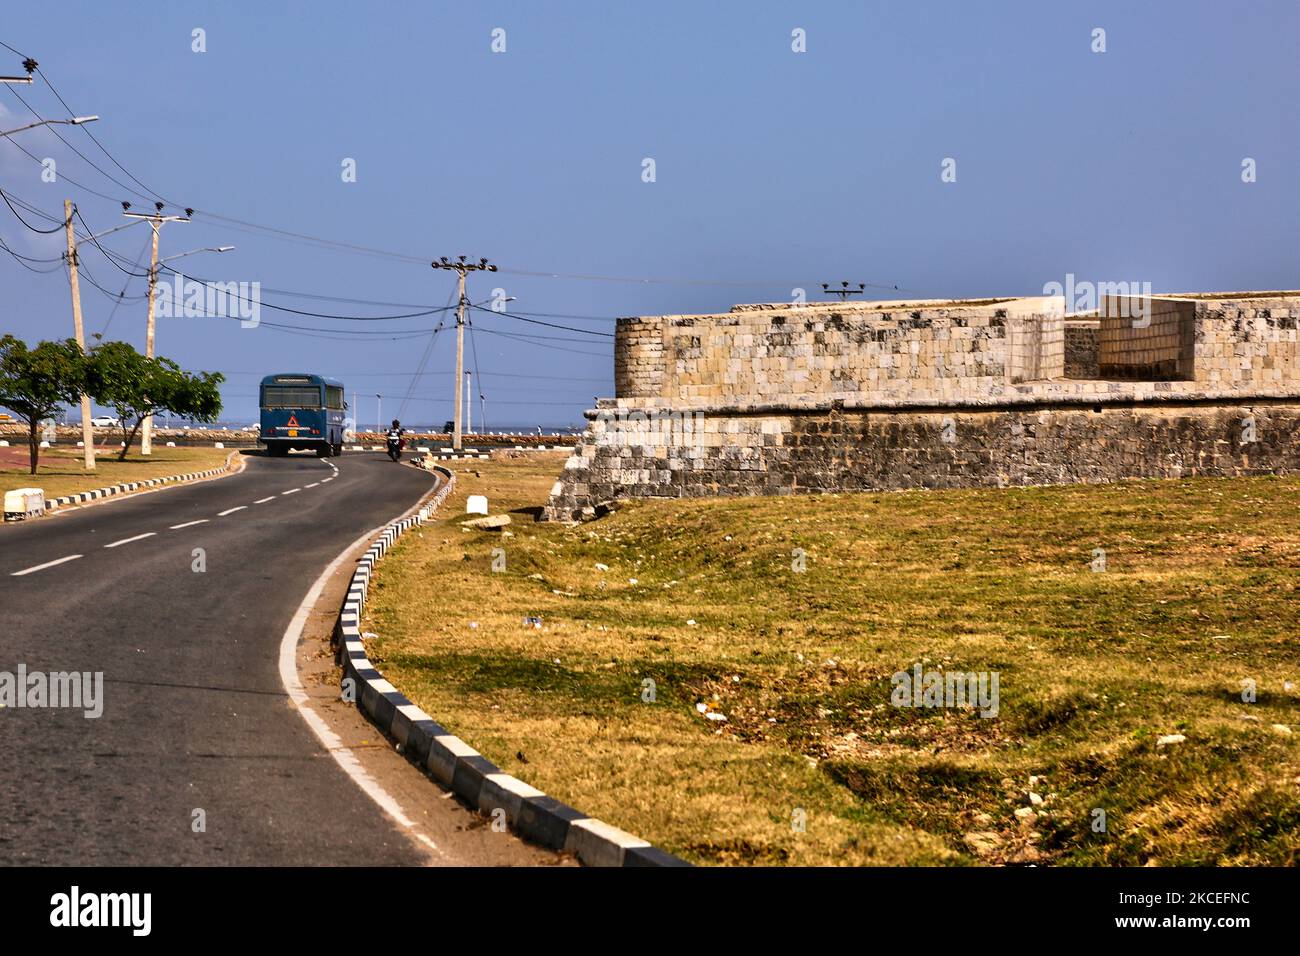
261;384;322;408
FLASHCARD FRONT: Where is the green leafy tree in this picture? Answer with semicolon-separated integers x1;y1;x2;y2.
86;341;224;460
0;335;87;475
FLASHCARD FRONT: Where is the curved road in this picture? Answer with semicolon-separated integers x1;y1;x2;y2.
0;451;534;865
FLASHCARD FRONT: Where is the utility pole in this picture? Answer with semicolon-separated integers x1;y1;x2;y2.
124;202;190;455
376;394;381;435
63;200;96;471
465;371;472;436
431;256;496;451
821;281;867;301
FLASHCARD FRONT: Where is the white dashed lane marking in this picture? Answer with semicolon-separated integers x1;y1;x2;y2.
217;506;247;516
254;496;276;504
321;477;334;483
170;519;209;530
281;488;301;496
11;554;83;577
305;482;320;489
104;532;155;549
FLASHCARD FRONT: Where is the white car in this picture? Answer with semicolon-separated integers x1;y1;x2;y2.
89;415;119;428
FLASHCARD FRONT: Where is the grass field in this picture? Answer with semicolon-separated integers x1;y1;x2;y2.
363;455;1300;866
0;445;233;502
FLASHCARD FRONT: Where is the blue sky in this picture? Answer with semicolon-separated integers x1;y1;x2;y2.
2;0;1297;427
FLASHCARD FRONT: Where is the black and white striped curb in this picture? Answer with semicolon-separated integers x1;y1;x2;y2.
347;446;491;460
44;452;240;510
333;466;687;867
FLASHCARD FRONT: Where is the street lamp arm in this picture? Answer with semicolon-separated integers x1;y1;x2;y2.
0;116;99;138
159;245;235;264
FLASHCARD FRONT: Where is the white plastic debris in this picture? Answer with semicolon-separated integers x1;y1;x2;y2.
1156;733;1187;747
595;563;609;572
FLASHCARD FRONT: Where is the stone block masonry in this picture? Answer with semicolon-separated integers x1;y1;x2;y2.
615;297;1066;407
543;402;1300;520
543;292;1300;521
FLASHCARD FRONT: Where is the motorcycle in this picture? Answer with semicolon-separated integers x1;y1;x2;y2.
386;435;404;462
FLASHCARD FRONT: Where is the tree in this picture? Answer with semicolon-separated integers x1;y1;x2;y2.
0;335;87;475
85;341;224;460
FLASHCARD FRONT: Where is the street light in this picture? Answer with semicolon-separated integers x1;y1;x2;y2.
0;115;99;139
160;245;235;265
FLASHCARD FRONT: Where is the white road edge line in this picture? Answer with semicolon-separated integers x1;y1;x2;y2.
253;496;276;504
321;477;334;483
217;506;247;516
277;518;445;860
281;488;301;496
104;532;156;549
170;519;209;530
11;554;83;577
304;482;320;489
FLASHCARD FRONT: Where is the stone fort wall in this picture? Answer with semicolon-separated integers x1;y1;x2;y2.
543;293;1300;521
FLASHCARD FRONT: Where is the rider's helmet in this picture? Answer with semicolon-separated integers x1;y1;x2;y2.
391;419;400;429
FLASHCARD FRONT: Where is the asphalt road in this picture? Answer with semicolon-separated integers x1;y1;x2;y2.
0;451;474;865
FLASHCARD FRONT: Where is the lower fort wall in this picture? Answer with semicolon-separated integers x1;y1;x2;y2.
541;400;1300;521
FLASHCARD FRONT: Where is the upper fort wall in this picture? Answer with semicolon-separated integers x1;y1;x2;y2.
613;293;1300;409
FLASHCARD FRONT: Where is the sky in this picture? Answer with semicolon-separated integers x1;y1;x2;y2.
2;0;1298;429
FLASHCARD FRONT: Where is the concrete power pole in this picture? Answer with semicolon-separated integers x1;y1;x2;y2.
465;371;472;436
63;200;95;471
124;203;190;455
431;256;496;451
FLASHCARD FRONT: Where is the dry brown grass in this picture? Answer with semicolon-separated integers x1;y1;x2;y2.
364;454;1300;866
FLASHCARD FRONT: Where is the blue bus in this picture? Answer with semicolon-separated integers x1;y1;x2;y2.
259;373;347;457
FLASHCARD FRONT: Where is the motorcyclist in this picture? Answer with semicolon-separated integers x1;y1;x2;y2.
385;419;406;460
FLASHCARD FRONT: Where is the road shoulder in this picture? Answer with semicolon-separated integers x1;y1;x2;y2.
288;476;569;866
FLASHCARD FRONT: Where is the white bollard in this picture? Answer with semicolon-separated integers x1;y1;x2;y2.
39;440;50;448
166;441;176;447
4;487;45;521
214;442;224;448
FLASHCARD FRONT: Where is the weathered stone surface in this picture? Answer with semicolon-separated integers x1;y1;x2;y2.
542;292;1300;521
463;514;511;530
543;402;1300;521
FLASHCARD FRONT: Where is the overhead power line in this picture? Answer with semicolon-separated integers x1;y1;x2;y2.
469;303;615;337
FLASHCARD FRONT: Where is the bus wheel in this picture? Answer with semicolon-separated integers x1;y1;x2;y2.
268;444;287;457
316;444;330;458
332;442;342;456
